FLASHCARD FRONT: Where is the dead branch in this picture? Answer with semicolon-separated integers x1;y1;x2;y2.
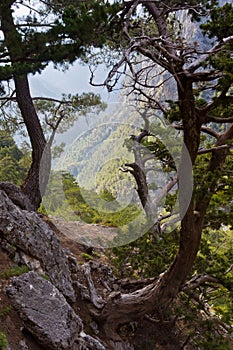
205;116;233;123
0;95;74;105
119;277;156;291
200;126;219;139
152;175;178;207
82;263;106;310
182;274;220;291
173;123;220;139
198;144;232;155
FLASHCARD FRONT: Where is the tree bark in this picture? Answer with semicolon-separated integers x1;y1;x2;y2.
14;75;49;209
95;122;233;349
0;3;49;210
94;75;217;347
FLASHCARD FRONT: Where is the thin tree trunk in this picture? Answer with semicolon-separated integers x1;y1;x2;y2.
1;3;49;210
14;75;49;209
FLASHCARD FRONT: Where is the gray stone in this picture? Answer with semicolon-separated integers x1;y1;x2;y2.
0;190;107;349
6;272;83;350
0;190;75;302
19;339;29;350
75;332;106;350
0;182;34;211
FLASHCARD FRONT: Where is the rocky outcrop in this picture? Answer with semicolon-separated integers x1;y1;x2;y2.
0;182;34;211
0;188;108;349
0;188;136;349
6;272;105;350
0;190;75;302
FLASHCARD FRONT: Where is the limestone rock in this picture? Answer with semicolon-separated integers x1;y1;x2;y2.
0;182;34;211
6;272;106;350
0;190;75;301
6;272;83;350
75;333;106;350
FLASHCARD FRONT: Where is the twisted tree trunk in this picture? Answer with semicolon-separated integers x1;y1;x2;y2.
90;80;233;349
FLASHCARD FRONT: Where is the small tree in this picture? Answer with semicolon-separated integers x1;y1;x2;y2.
0;0;113;209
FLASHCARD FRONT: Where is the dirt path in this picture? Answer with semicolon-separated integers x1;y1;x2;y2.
49;216;119;248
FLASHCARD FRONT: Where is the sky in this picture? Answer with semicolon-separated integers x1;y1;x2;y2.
13;0;119;103
29;61;117;101
27;60;121;148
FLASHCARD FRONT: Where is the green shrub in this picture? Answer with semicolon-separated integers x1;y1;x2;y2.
0;307;11;318
81;253;93;261
0;265;29;278
0;332;8;350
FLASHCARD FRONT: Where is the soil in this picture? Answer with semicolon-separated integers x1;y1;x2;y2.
49;215;118;248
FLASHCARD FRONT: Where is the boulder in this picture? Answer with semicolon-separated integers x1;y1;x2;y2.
0;190;75;302
0;182;34;211
6;272;82;350
6;272;106;350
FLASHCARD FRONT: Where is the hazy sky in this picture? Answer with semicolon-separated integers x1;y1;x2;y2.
13;1;117;102
29;61;116;103
27;60;120;148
